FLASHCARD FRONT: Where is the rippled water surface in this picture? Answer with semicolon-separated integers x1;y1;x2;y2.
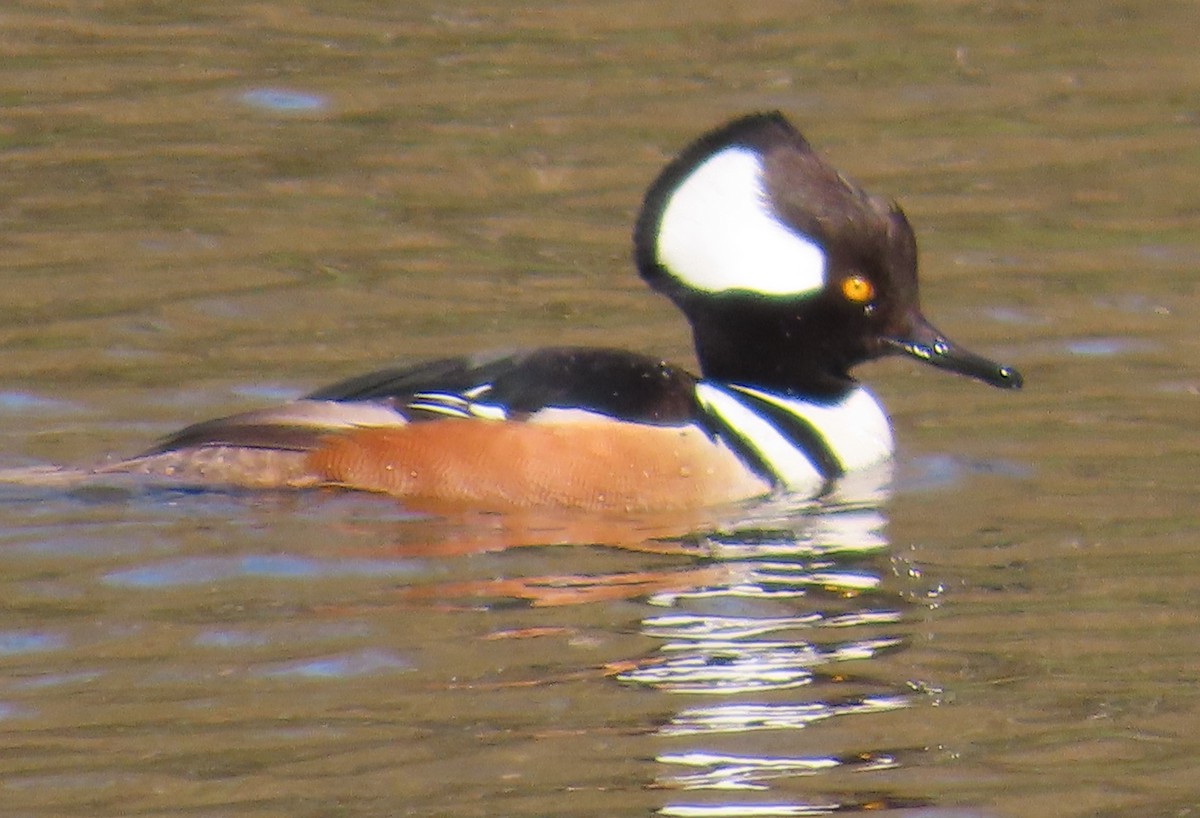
2;2;1199;816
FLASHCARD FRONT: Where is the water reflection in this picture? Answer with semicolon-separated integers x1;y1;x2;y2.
0;455;936;814
614;503;920;815
2;472;929;812
368;491;927;815
239;88;330;113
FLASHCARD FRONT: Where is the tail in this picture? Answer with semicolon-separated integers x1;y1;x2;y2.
0;448;322;494
0;464;98;489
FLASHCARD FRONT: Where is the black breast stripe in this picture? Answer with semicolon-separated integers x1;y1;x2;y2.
694;411;782;489
695;386;846;489
733;391;846;482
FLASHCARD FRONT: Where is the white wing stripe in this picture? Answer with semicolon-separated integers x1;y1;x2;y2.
406;391;507;421
406;400;472;419
462;384;494;399
466;403;506;420
410;391;470;407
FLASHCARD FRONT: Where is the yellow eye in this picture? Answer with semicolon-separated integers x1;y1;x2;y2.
840;275;875;304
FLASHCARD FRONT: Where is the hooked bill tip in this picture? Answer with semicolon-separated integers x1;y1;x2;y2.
884;335;1024;391
995;365;1023;390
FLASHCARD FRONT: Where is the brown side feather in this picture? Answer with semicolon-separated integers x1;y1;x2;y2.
307;418;769;511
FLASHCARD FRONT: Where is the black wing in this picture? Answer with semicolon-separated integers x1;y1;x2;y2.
310;347;700;424
144;347;702;455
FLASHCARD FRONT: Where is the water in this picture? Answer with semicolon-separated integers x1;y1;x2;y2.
2;2;1199;816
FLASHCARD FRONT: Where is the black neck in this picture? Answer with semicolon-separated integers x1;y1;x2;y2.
685;297;860;402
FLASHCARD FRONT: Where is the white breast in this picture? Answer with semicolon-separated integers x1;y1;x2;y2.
694;382;893;490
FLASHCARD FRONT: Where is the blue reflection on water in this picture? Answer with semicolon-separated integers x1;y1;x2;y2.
0;631;67;655
12;671;102;689
239;88;328;112
255;648;414;679
0;391;78;414
0;702;33;721
103;554;423;587
194;621;371;649
895;455;1033;494
1064;337;1155;357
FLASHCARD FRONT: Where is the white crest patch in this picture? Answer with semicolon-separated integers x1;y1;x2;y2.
656;147;826;296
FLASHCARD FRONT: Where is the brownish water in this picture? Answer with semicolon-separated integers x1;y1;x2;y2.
2;2;1199;816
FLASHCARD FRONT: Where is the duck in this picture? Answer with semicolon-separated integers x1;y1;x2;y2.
102;112;1021;511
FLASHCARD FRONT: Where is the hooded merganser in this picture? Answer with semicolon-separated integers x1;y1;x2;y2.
109;112;1022;510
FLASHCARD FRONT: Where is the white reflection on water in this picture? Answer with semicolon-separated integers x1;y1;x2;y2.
661;697;909;738
610;501;929;813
